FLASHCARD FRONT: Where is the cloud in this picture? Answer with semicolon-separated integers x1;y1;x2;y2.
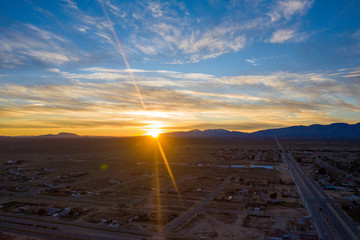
269;29;295;43
0;67;359;135
129;19;247;62
61;1;114;48
147;1;164;17
280;0;312;18
92;1;260;63
62;0;79;10
246;59;258;66
0;24;78;67
2;0;312;66
26;50;71;64
110;0;313;62
47;68;61;73
269;0;313;22
175;122;288;132
0;0;317;69
341;69;360;78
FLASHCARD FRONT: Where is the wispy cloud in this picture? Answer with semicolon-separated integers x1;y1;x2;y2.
62;0;79;10
62;0;114;47
0;0;314;66
71;0;311;63
0;0;318;69
1;67;359;135
128;18;248;62
268;0;314;22
270;29;295;43
246;59;258;66
0;24;78;67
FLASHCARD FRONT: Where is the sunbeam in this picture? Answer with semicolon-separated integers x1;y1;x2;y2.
98;0;147;111
98;2;182;237
155;138;180;196
154;145;163;238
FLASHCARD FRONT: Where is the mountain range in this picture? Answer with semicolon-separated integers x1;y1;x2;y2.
2;123;360;139
163;122;360;139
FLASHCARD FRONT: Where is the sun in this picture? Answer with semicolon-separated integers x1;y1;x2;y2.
147;128;161;138
144;121;164;138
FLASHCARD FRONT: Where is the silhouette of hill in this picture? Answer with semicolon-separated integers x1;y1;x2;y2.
165;129;249;137
252;122;360;138
164;122;360;139
36;132;81;138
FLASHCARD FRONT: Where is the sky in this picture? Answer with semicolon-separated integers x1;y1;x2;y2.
0;0;359;136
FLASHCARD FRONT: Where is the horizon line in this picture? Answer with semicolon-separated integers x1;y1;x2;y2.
1;121;359;138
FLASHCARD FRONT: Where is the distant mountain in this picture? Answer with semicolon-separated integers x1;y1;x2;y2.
163;123;360;139
36;132;81;138
163;129;249;137
252;122;360;139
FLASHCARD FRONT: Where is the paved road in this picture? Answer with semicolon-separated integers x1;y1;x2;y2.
276;139;360;240
163;177;230;235
0;212;150;240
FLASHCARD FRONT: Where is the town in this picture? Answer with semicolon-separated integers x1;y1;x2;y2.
1;137;358;239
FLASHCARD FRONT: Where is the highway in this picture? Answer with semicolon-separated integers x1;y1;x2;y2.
276;139;360;240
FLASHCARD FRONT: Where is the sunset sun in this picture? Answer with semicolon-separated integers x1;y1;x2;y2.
147;128;161;138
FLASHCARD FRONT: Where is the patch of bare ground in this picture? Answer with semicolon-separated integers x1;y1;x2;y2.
266;206;308;217
174;211;264;240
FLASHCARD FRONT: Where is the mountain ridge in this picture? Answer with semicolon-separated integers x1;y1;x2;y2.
1;122;359;139
163;122;360;139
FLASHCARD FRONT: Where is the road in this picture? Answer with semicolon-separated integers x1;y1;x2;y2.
0;176;229;240
0;212;150;240
163;177;230;235
276;138;360;240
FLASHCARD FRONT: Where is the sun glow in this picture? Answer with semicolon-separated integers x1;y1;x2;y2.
144;121;164;138
147;128;162;138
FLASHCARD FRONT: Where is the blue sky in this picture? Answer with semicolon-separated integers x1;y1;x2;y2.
0;0;359;136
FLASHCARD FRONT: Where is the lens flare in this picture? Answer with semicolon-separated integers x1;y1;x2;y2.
154;147;163;237
99;3;182;237
155;138;179;194
99;0;146;111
